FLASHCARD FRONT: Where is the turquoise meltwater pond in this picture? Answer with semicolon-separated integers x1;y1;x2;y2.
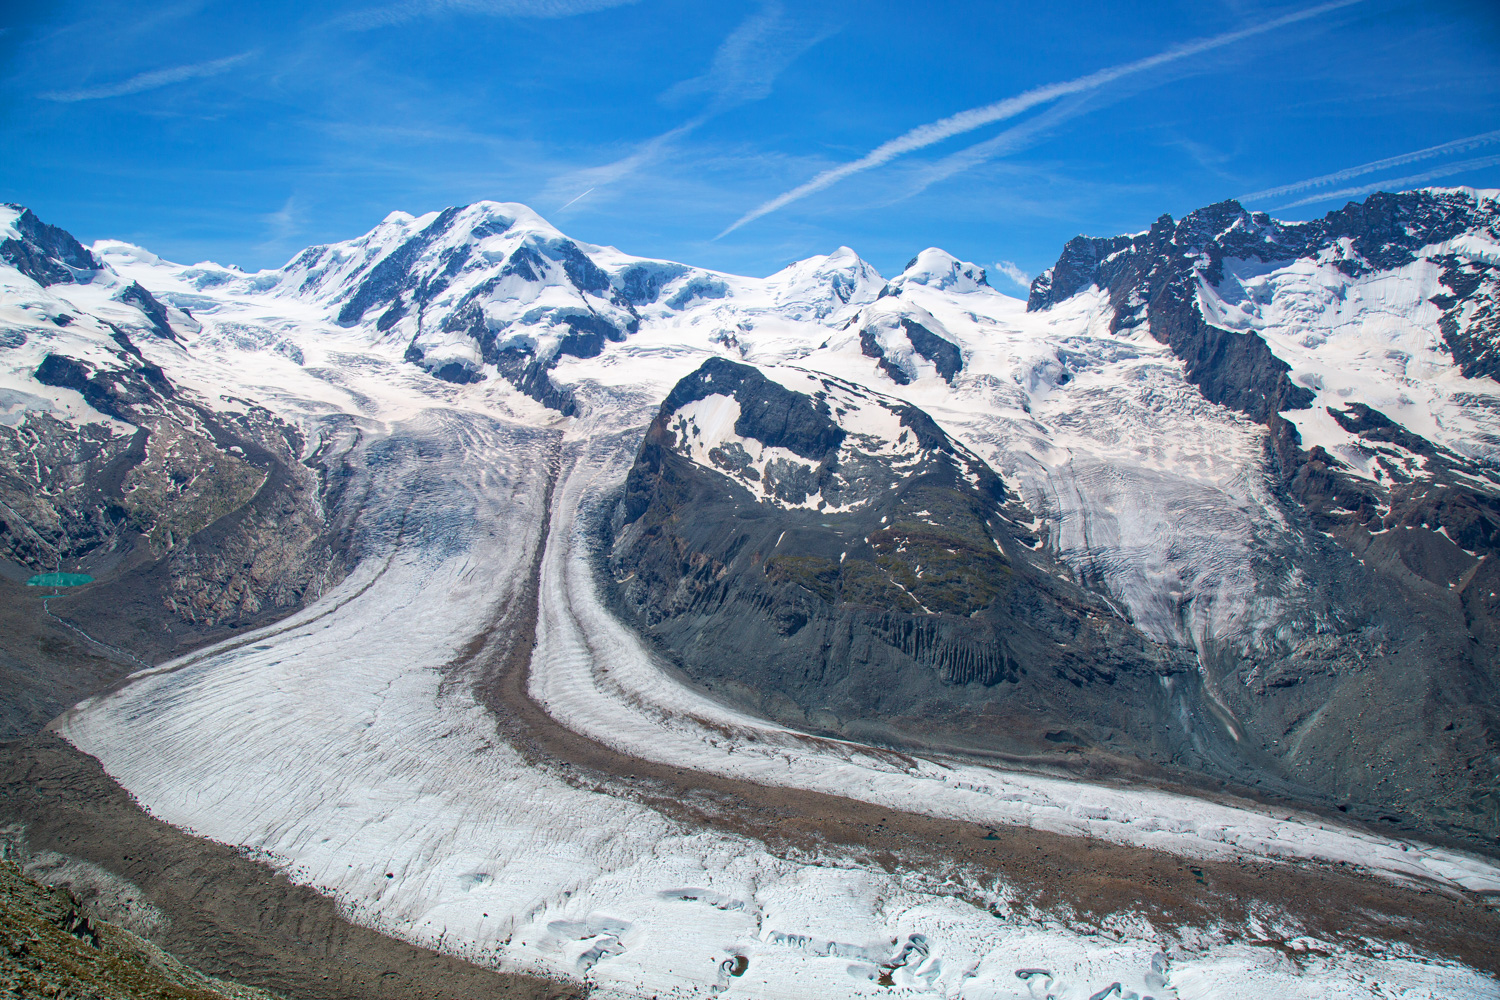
25;573;94;587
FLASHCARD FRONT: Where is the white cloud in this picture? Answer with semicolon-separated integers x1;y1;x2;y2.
716;0;1364;237
39;50;256;102
557;187;595;211
546;117;706;212
902;94;1095;201
548;1;831;212
993;260;1030;290
255;196;306;260
266;196;299;238
661;0;832;113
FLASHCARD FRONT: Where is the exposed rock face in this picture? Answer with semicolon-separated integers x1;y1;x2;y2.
609;358;1217;768
1026;189;1500;429
1027;189;1500;843
0;210;349;738
1432;253;1500;380
1028;188;1500;612
0;376;344;735
856;299;965;387
0;205;100;287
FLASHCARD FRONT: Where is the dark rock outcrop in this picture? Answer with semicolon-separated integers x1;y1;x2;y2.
609;359;1225;773
859;327;912;385
0;205;99;287
1432;253;1500;381
857;317;963;386
336;207;463;326
902;318;963;384
115;282;180;342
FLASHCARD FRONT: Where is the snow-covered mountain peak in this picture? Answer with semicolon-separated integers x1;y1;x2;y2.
0;206;199;352
892;247;992;295
629;356;1002;518
1436;184;1500;208
762;245;884;320
848;297;965;387
93;241;165;268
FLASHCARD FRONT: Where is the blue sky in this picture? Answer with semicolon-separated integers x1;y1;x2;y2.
3;0;1498;287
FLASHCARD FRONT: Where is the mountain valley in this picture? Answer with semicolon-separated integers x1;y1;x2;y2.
2;189;1499;998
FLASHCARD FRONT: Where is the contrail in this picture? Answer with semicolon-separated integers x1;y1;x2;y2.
558;187;596;211
335;0;642;31
716;0;1363;238
40;51;256;102
904;93;1093;200
1241;129;1500;203
1272;153;1500;210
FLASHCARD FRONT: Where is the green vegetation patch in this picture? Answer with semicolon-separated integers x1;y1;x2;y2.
764;555;842;604
872;526;1011;616
761;488;1014;616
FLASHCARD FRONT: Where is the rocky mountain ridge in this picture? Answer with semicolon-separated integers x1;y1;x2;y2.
1023;192;1500;804
0;204;347;737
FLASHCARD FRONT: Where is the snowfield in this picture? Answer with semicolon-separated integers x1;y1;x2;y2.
14;194;1498;997
1197;236;1500;479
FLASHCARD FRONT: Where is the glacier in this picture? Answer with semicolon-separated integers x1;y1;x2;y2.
1;192;1496;997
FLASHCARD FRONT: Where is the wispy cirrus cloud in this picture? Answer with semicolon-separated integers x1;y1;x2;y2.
1271;152;1500;210
335;0;640;31
546;118;708;212
1240;128;1500;203
548;0;832;212
39;50;257;102
716;0;1364;238
661;0;833;113
896;68;1227;204
901;93;1097;201
254;195;305;258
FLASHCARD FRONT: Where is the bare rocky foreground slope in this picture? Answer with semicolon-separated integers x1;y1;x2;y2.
2;192;1499;997
0;735;579;1000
